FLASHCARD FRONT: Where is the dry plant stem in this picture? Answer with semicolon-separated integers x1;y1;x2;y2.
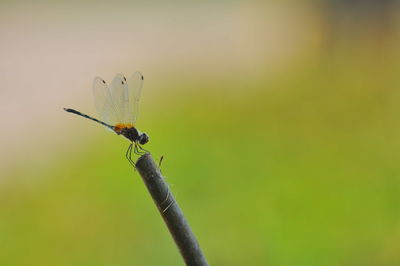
135;153;208;266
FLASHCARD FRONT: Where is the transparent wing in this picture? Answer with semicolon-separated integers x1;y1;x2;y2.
110;73;129;124
126;71;144;124
93;77;117;125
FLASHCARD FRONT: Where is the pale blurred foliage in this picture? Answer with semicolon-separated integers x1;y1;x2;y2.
0;2;320;172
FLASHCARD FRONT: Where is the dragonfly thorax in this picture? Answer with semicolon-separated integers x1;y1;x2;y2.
119;127;149;145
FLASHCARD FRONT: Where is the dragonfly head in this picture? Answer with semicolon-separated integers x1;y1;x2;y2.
138;132;149;145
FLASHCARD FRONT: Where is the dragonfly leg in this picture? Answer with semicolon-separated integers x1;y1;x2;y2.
137;144;150;154
133;142;148;156
125;143;136;168
133;142;143;155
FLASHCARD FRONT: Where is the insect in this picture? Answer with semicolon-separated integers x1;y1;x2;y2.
64;72;149;167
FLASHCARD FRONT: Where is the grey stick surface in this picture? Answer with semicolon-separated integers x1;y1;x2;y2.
135;153;208;266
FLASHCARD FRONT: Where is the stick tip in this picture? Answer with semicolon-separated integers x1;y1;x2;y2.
135;152;151;166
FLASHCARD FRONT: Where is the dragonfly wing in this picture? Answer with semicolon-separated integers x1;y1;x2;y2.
126;71;144;124
110;73;129;124
93;77;117;125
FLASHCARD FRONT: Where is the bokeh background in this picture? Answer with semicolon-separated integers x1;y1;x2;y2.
1;1;400;265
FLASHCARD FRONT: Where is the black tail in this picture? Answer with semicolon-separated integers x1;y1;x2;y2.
64;108;114;131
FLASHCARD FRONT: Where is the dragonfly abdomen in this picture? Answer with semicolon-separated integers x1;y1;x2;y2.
64;108;114;131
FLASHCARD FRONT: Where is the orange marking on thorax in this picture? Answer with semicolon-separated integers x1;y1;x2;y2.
114;123;135;132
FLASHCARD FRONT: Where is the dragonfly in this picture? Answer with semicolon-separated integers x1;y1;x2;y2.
64;72;149;167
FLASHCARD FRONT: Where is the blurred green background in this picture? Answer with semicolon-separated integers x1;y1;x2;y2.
1;1;400;265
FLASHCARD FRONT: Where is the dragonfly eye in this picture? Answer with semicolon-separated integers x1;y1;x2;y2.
138;133;149;145
121;80;125;85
